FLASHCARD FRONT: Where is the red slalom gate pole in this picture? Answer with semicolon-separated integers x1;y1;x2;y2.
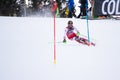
54;14;56;64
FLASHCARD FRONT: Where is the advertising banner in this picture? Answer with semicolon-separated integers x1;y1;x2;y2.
94;0;120;16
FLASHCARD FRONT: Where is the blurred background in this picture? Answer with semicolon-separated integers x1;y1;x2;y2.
0;0;120;19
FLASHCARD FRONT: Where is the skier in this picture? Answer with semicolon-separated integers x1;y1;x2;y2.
63;20;95;46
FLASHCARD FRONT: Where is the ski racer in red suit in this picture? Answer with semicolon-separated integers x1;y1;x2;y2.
63;20;95;46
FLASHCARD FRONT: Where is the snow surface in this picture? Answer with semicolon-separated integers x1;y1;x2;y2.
0;17;120;80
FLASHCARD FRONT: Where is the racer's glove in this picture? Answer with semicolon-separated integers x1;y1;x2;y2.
77;32;80;36
63;39;66;43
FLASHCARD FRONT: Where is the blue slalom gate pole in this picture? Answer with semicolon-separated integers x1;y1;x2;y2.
86;0;90;42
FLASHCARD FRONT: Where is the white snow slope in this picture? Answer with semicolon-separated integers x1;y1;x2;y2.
0;17;120;80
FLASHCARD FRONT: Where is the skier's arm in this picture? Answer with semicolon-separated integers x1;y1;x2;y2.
74;27;80;36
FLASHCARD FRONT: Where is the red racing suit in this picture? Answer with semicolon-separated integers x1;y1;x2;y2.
64;26;79;40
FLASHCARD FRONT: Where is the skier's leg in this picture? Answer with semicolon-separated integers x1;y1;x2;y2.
91;42;96;46
80;37;88;43
79;37;96;46
81;38;96;46
75;37;85;44
75;37;90;45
